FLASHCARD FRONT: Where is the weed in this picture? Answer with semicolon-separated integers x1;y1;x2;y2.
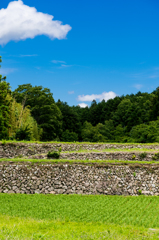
132;155;136;160
1;139;6;145
133;172;136;177
152;152;159;160
139;152;147;159
138;189;142;195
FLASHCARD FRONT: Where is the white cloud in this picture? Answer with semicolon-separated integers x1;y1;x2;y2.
134;84;143;90
0;0;72;45
68;91;74;94
0;68;17;74
59;64;73;68
78;103;88;108
20;54;38;57
52;60;66;64
77;91;117;102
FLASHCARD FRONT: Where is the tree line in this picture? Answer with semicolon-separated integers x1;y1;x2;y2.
1;56;159;143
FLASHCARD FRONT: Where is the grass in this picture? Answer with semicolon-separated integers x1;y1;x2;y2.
0;194;159;239
63;148;159;153
1;158;159;165
1;215;158;240
1;140;159;145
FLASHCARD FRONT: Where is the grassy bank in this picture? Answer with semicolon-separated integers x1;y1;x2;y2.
63;148;159;153
1;140;159;145
1;158;159;165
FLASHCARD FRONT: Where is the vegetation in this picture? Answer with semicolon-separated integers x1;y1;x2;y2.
139;152;147;159
13;84;62;141
152;153;159;160
0;194;159;239
1;158;159;165
47;150;60;159
2;54;159;143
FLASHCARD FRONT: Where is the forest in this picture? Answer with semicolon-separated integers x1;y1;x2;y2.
1;56;159;143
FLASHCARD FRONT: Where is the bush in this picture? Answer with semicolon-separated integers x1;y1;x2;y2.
47;151;60;159
152;152;159;160
139;152;147;159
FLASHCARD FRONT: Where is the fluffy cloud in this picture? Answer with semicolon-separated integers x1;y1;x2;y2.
78;103;88;108
77;91;117;102
0;0;72;45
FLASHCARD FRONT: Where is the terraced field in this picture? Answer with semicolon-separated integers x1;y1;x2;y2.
0;142;159;239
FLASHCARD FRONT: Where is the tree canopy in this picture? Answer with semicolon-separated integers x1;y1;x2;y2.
1;54;159;142
13;84;62;141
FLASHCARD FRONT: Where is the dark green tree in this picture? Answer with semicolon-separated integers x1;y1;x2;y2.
61;129;78;142
0;56;11;139
13;84;62;141
56;100;81;139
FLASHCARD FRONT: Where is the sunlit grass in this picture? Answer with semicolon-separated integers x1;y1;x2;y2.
1;140;159;145
1;158;159;164
0;215;158;240
0;194;159;228
63;148;159;153
0;195;159;239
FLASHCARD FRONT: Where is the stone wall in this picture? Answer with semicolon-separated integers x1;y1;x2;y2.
60;152;157;161
0;142;159;160
0;161;159;196
31;152;159;161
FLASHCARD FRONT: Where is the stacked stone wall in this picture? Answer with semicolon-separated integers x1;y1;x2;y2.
0;142;159;160
0;162;158;196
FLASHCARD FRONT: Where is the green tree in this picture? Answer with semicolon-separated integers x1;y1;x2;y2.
0;56;11;139
61;130;78;142
56;100;81;139
13;84;62;141
9;99;42;141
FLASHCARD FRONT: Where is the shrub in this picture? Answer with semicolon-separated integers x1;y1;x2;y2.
152;152;159;160
47;151;60;159
139;152;147;159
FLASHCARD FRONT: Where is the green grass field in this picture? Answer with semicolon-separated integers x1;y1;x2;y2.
0;194;159;239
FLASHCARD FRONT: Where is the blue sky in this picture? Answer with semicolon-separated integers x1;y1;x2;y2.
0;0;159;107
